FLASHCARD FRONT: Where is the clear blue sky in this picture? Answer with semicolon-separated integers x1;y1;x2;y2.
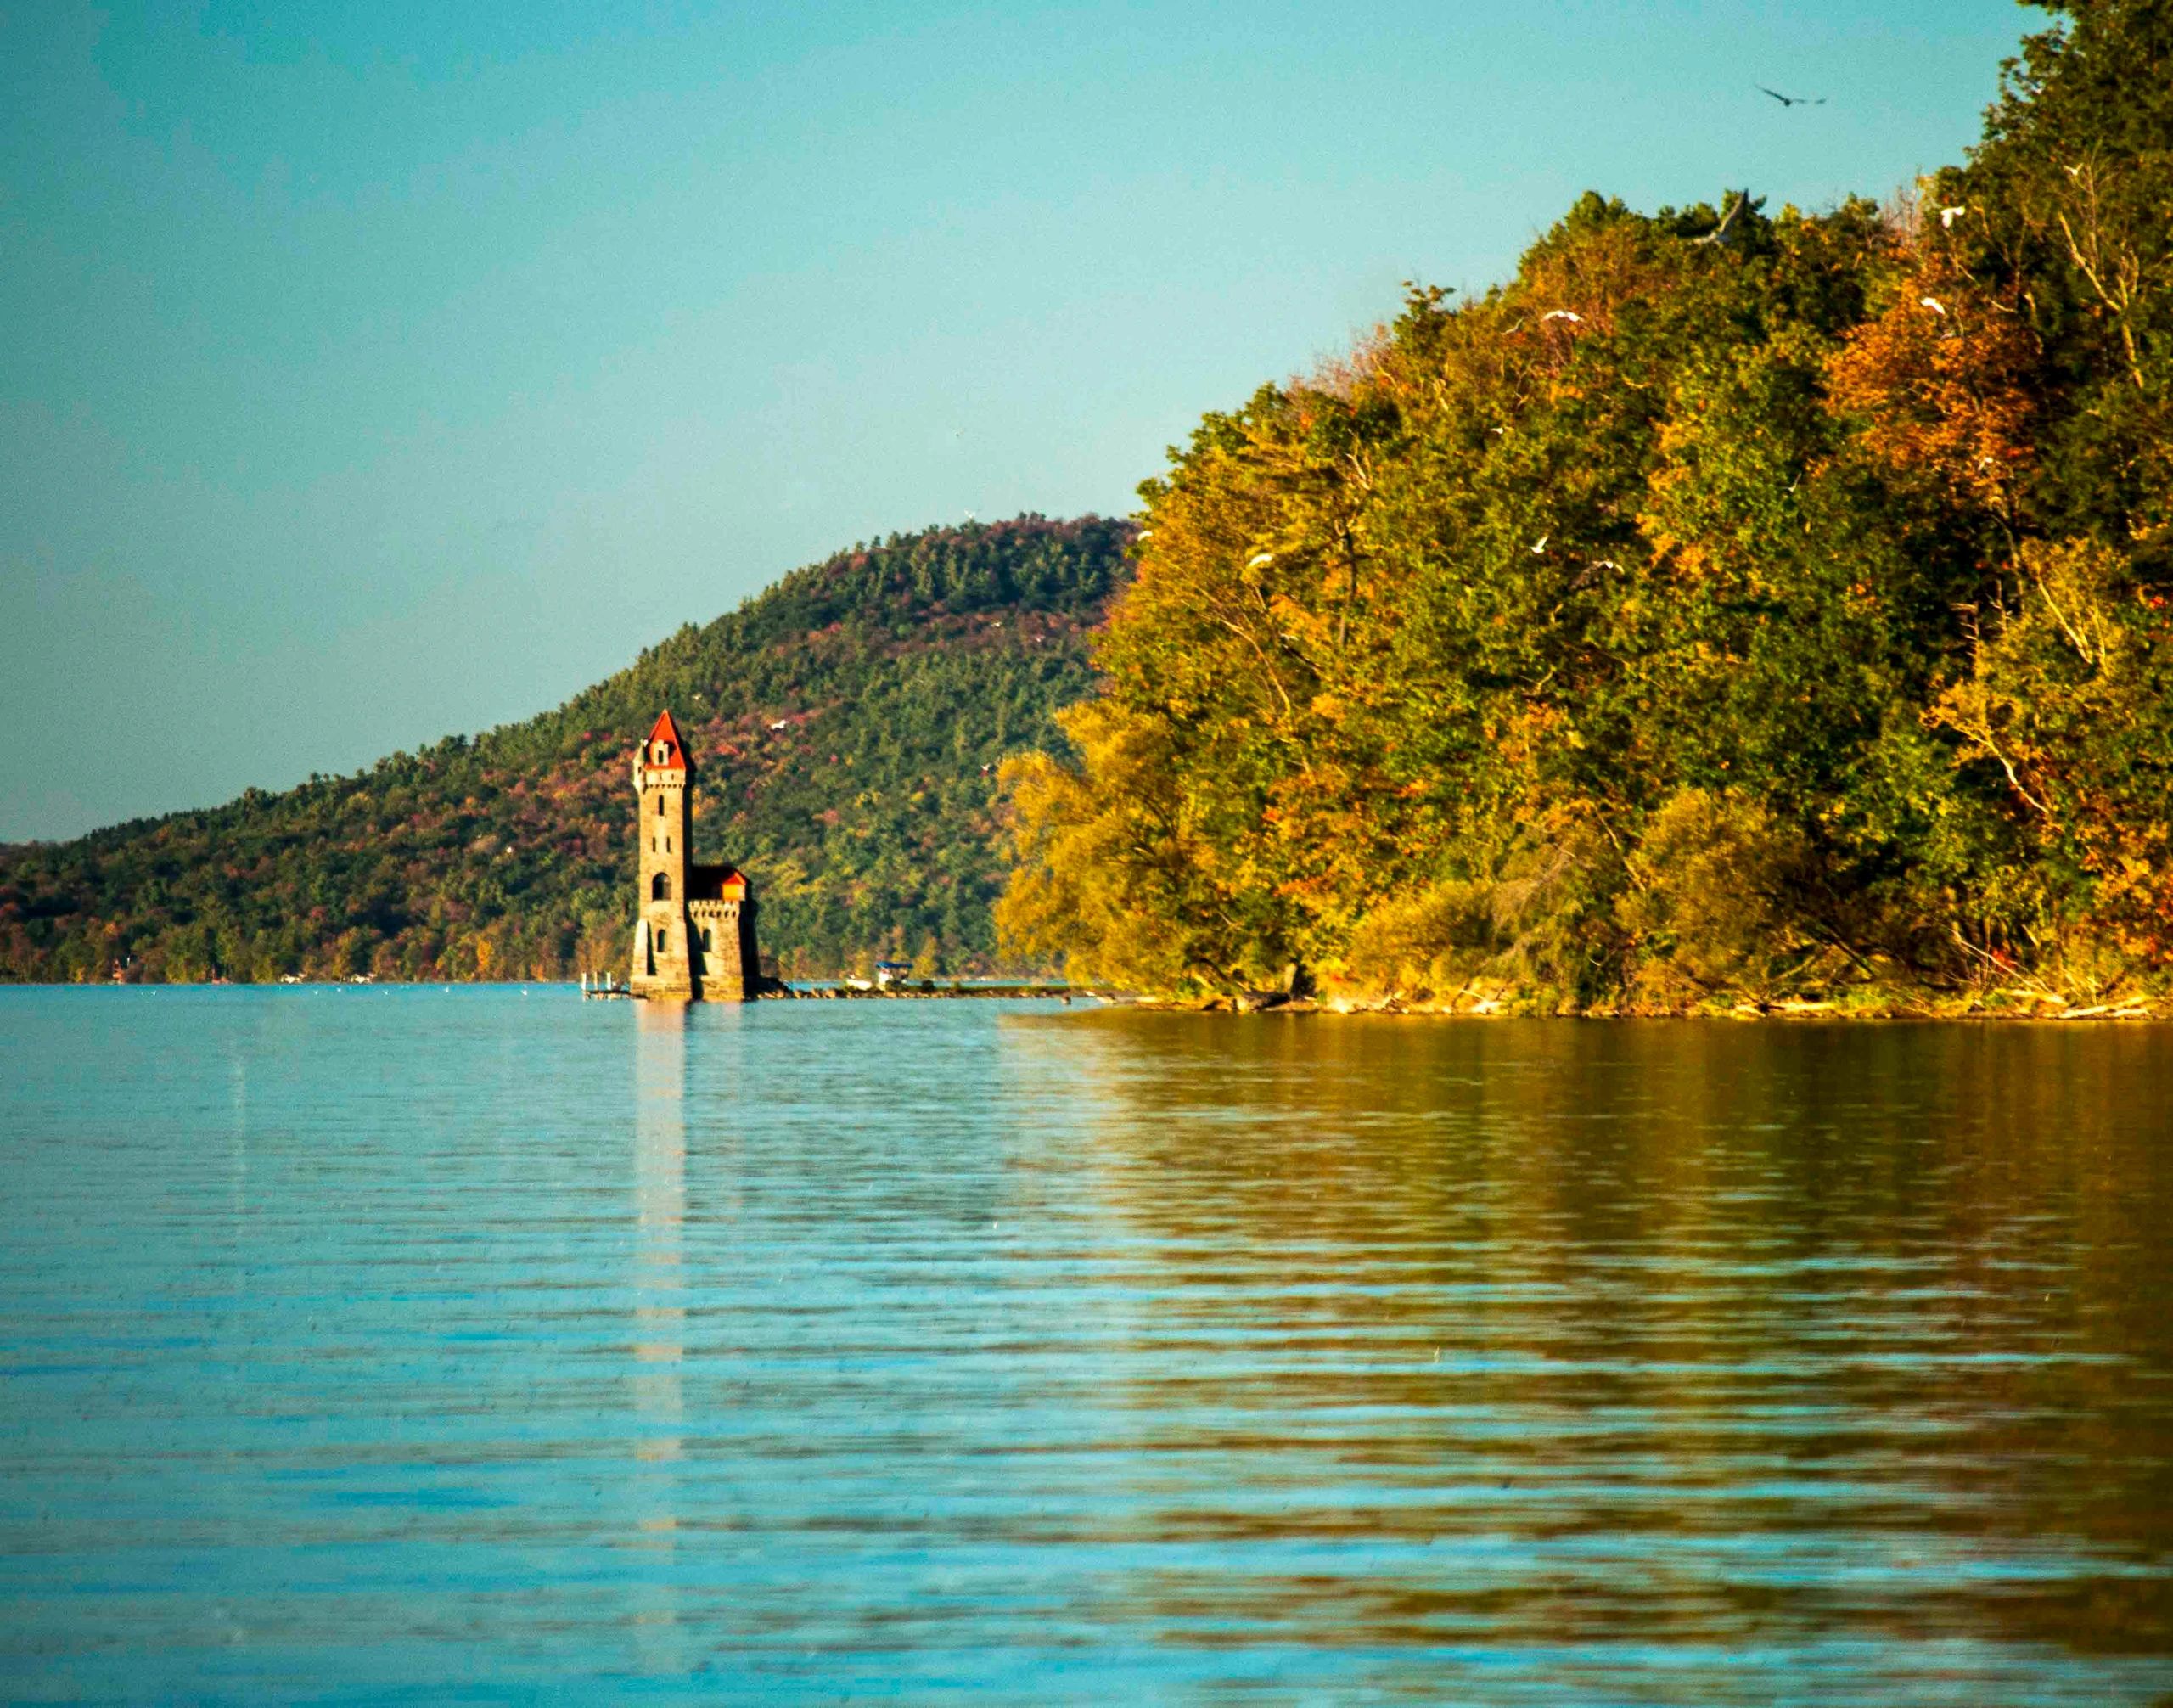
3;0;2036;840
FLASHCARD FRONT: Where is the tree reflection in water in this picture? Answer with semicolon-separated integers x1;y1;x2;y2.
1010;1013;2173;1688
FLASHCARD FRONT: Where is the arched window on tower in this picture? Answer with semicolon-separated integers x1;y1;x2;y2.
651;873;671;901
701;926;714;952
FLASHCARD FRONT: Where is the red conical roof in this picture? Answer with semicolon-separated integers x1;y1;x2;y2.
640;709;688;772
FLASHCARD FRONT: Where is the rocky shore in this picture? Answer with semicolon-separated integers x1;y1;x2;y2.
1121;980;2173;1021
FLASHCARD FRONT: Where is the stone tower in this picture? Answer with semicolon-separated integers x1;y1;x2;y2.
628;710;761;1001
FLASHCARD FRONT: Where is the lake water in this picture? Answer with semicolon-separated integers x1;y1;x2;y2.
4;988;2172;1704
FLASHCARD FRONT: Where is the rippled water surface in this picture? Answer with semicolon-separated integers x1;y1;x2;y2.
4;988;2173;1703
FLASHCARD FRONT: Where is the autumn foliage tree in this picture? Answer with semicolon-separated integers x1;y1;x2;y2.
1001;2;2173;1009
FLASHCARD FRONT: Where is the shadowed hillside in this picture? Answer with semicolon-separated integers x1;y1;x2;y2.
0;516;1132;983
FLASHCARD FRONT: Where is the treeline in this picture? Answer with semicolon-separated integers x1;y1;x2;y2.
0;517;1131;983
999;3;2173;1012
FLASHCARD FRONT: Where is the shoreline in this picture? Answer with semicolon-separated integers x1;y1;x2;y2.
771;982;1074;1001
9;980;2167;1020
1114;991;2173;1023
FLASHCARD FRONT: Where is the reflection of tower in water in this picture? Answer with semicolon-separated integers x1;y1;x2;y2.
630;1001;688;1677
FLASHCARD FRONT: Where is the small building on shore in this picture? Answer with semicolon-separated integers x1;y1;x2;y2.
628;711;761;1002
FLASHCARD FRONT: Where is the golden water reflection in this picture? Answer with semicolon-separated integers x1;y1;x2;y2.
1023;1014;2173;1666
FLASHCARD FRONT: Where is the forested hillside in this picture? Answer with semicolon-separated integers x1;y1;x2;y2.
1000;2;2173;1014
0;517;1131;983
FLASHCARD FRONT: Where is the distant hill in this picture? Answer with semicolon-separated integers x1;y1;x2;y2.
0;516;1133;983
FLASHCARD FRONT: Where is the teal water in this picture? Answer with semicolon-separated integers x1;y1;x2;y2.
3;988;2172;1704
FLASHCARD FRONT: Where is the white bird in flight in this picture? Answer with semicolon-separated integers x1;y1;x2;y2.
1530;535;1548;555
1543;310;1583;323
1693;190;1755;248
1920;296;1948;317
1940;206;1968;228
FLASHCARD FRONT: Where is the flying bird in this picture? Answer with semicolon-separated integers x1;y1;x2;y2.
1693;190;1760;247
1920;296;1948;317
1530;535;1549;555
1759;87;1826;107
1940;205;1969;228
1542;310;1583;323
